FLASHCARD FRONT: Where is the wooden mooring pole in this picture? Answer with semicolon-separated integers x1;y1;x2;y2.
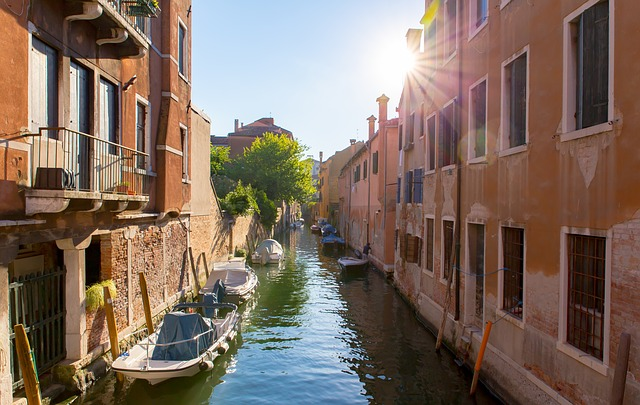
188;247;200;292
139;272;154;335
104;286;123;382
470;321;493;396
611;332;631;405
14;324;42;405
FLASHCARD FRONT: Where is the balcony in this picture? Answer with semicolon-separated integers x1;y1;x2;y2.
24;128;151;216
64;0;161;58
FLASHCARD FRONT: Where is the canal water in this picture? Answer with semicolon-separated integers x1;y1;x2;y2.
79;228;500;404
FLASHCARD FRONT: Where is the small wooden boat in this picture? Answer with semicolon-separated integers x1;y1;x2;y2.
310;224;321;234
251;239;284;265
112;290;240;385
338;250;368;271
200;258;258;302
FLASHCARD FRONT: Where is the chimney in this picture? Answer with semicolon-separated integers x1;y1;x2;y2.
234;119;239;132
377;94;389;123
367;115;376;139
350;139;356;145
406;28;422;54
319;151;323;164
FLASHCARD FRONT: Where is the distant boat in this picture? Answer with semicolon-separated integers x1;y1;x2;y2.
310;224;321;234
112;286;240;385
200;258;258;303
321;233;345;246
291;219;305;229
251;239;284;265
321;224;337;237
338;250;368;271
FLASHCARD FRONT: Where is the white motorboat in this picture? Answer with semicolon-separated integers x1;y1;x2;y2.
337;250;368;271
200;258;258;302
251;239;284;265
112;290;240;385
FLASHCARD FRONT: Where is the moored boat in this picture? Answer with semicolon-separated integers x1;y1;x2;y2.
321;233;345;246
251;239;284;265
200;258;258;302
338;250;368;271
112;291;240;385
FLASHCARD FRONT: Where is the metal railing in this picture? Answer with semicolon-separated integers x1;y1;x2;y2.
106;0;157;38
30;127;150;196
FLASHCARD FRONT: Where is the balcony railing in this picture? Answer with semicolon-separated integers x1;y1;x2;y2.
106;0;157;38
29;128;150;197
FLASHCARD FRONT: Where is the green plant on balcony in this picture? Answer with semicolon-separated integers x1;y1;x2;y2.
126;0;160;18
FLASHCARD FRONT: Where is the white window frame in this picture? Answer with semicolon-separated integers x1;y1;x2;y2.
29;35;59;133
180;123;189;182
442;0;458;66
557;226;611;376
499;45;529;157
440;98;457;170
469;0;488;40
560;0;614;142
423;214;436;276
468;75;488;163
500;0;512;10
465;221;486;327
497;222;526;329
440;217;456;285
135;95;151;171
425;112;437;174
177;18;188;80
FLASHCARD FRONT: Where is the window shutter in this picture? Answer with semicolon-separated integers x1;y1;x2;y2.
413;168;423;203
372;152;379;174
397;177;401;203
473;81;487;157
510;54;527;147
579;1;609;129
427;115;436;170
404;171;413;203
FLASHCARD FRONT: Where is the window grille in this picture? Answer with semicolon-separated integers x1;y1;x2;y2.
567;234;606;360
502;227;524;318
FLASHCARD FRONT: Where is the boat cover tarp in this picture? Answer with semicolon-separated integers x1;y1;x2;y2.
254;239;283;255
151;312;214;361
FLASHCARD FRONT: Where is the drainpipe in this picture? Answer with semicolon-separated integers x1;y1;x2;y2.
454;0;464;322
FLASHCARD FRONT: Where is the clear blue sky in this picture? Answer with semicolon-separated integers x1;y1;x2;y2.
191;0;424;161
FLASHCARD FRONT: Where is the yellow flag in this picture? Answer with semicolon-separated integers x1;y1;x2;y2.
420;0;440;27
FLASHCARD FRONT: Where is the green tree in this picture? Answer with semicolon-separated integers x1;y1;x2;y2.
220;181;259;216
254;189;278;230
227;133;315;204
210;145;230;176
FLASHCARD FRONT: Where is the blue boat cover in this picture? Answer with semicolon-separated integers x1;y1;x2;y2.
151;312;214;361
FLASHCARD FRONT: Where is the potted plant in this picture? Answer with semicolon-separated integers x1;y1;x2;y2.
115;181;130;194
127;0;160;17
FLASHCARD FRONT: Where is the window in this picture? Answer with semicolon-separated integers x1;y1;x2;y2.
470;0;488;36
443;0;457;61
136;101;147;169
426;114;436;171
398;124;403;150
372;152;379;174
404;171;413;203
469;79;487;159
567;234;606;360
439;101;456;167
363;160;368;179
425;218;434;272
354;165;361;183
424;1;437;58
405;234;422;264
99;78;118;152
180;125;188;180
178;21;187;77
413;168;423;204
442;220;454;280
502;227;524;318
563;0;611;138
502;50;528;150
419;104;425;138
469;223;486;328
396;177;401;203
407;113;415;147
30;37;58;133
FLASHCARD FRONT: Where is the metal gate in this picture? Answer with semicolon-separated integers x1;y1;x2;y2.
9;267;66;389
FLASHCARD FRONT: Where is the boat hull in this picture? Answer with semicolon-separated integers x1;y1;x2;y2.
337;257;368;271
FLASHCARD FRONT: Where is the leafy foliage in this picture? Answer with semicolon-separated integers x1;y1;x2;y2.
210;145;231;176
226;133;315;204
254;189;278;230
220;181;259;216
85;280;117;312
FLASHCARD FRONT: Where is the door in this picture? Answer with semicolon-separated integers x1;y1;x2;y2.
70;62;91;190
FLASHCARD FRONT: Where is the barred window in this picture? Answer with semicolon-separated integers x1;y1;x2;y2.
443;220;454;280
567;234;606;360
502;227;524;318
425;218;434;272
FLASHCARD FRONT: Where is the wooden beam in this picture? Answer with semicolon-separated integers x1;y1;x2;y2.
14;324;42;405
139;272;154;335
104;286;123;382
